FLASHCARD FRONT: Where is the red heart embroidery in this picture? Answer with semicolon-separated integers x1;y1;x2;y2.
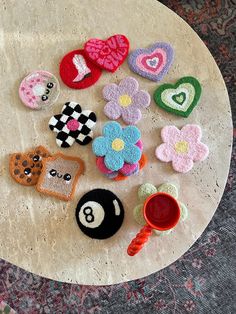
84;35;129;73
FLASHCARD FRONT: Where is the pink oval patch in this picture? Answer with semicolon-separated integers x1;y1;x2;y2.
67;119;80;131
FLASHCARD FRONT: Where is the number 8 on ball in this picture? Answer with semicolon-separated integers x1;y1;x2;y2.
76;189;124;239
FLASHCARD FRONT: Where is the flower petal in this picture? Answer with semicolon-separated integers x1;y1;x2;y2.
121;107;142;125
136;139;143;151
155;143;175;162
106;171;118;179
122;125;141;144
76;130;93;145
119;162;138;175
179;202;188;221
132;90;151;109
102;83;119;101
104;101;121;120
56;132;75;148
190;143;209;161
49;114;65;133
96;157;113;174
92;136;109;156
133;204;146;225
181;124;202;142
104;151;124;171
102;121;122;140
154;229;172;236
157;183;178;199
118;77;139;96
122;144;141;164
161;126;181;144
138;183;157;201
172;155;194;173
123;164;139;176
62;102;82;115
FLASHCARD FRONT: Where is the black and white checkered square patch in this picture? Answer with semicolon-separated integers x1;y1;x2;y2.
49;102;97;148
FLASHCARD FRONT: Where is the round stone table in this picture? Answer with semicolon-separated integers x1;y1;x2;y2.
0;0;232;285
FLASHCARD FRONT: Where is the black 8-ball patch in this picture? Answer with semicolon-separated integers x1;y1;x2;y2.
76;189;124;239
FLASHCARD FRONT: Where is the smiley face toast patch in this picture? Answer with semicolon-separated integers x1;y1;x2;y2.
9;146;51;186
36;153;84;201
19;70;60;110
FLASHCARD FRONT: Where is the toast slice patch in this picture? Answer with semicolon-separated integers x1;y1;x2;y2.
36;153;84;201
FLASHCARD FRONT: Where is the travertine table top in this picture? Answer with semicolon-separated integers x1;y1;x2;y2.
0;0;232;284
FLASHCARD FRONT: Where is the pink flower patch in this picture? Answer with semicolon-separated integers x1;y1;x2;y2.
155;124;209;173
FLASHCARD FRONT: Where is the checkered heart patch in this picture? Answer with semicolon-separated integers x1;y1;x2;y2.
49;102;97;148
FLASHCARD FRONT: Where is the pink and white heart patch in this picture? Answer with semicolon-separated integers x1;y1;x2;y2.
128;42;174;82
84;34;129;73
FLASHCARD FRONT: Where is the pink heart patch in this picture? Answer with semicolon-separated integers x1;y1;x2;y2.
138;51;166;74
128;42;174;82
84;34;129;73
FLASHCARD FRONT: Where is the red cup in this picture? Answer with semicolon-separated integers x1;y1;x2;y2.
127;192;180;256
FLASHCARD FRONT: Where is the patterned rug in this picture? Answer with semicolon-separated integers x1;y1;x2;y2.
0;1;235;313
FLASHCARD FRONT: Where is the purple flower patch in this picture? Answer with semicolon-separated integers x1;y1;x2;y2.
103;77;150;125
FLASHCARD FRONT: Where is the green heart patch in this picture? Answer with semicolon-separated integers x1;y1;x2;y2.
153;76;202;117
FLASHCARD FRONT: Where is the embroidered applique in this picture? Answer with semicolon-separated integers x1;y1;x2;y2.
75;189;124;239
92;121;146;180
9;146;51;186
154;76;202;117
92;121;141;172
49;102;97;148
84;34;129;72
36;153;84;201
103;77;150;125
72;54;91;82
155;124;209;173
19;70;60;110
59;49;102;89
128;42;174;82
